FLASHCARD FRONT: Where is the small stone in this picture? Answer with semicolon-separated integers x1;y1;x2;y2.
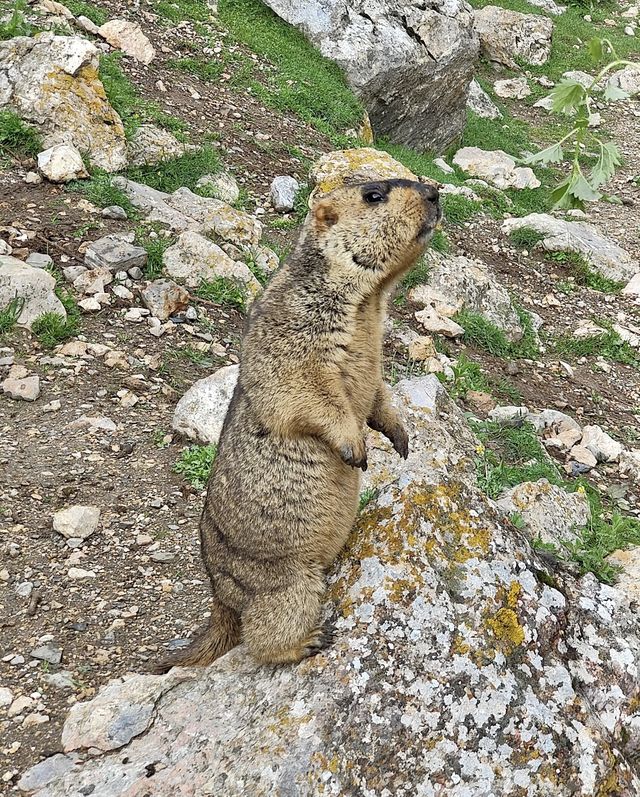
15;581;33;598
102;205;128;220
151;551;175;562
569;445;598;469
433;158;454;175
128;266;144;280
24;171;42;185
26;253;54;269
78;297;101;312
2;375;40;401
141;279;190;321
136;533;153;546
53;505;100;540
408;336;437;362
580;425;624;463
112;284;134;300
38;144;88;183
44;671;76;690
494;77;531;99
98;19;155;64
8;695;34;717
0;687;14;707
270;176;300;212
67;567;97;580
85;235;147;273
415;307;464;338
30;643;63;665
488;406;529;426
63;266;87;283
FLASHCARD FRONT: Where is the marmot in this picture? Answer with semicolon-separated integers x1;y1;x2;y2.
156;178;441;670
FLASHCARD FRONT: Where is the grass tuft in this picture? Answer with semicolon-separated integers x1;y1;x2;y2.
174;444;217;489
0;297;24;337
126;146;220;193
63;0;107;24
31;310;79;348
456;306;539;360
509;227;546;249
197;277;247;312
0;0;33;39
67;170;138;217
555;327;640;368
0;110;41;161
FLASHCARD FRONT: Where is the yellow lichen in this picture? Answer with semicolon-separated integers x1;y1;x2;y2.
487;608;525;651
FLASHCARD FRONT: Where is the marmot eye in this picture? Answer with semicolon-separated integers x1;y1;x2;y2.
363;189;386;204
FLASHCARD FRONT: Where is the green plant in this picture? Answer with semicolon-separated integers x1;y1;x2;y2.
441;194;480;225
246;259;269;287
31;310;79;348
67;171;138;217
127;146;220;193
197;277;247;312
0;0;33;39
0;297;24;337
63;0;107;24
430;230;449;254
154;0;212;23
456;309;539;360
555;327;640;367
174;444;217;489
508;227;546;249
168;57;225;82
0;110;41;161
524;38;640;209
135;227;176;279
358;488;378;512
448;353;489;399
401;258;431;290
552;252;623;294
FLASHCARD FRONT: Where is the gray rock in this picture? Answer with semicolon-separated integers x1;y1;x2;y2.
0;34;127;172
0;686;13;707
53;505;100;540
262;0;479;152
26;375;640;797
17;753;76;793
2;374;40;401
453;147;540;190
474;5;554;67
409;252;525;341
140;279;190;321
127;124;190;167
466;78;502;119
494;77;531;99
30;643;63;665
527;408;581;434
172;364;239;445
128;266;144;280
102;205;128;220
607;65;640;97
488;405;529;426
62;265;86;283
44;670;76;691
501;214;639;283
0;257;67;328
433;157;454;174
496;478;590;548
37;143;88;183
196;172;240;205
527;0;565;14
97;19;155;65
620;449;640;484
26;252;54;269
270;175;300;212
84;235;148;273
581;425;624;463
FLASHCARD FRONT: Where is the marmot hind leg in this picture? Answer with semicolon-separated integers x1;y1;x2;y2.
241;566;330;665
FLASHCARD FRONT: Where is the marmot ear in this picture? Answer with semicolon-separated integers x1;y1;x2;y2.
314;199;339;229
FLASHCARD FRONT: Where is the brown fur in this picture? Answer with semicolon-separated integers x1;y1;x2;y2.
154;179;440;671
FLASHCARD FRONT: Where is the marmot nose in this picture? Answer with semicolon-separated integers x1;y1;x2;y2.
418;183;439;203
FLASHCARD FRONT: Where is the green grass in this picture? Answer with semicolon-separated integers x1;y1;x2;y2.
246;259;269;287
554;327;640;368
461;109;534;159
0;0;33;39
31;310;79;348
358;488;378;512
441;194;481;225
456;306;539;360
447;353;489;399
135;227;176;279
402;258;430;290
168;57;225;82
218;0;363;138
67;170;138;217
99;53;188;139
63;0;107;24
430;230;450;254
173;444;217;489
0;110;41;161
509;227;546;249
153;0;211;23
197;277;247;312
547;251;624;294
126;146;220;194
0;297;24;337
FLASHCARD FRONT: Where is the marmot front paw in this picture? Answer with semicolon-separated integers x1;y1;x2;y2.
339;440;368;471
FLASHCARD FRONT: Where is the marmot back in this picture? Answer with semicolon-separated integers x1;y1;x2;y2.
155;178;441;670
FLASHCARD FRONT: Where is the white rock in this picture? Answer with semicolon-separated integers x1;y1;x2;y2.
569;445;598;469
37;144;88;183
527;409;581;434
8;695;33;717
414;307;465;337
501;214;639;283
488;405;529;426
67;567;96;580
453;147;540;190
172;365;239;445
53;505;100;540
619;449;640;483
623;273;640;296
270;176;300;212
140;279;190;321
98;19;155;64
573;319;607;338
0;687;14;707
196;172;240;205
127;124;190;167
466;78;502;119
494;77;531;99
607;65;640;97
0;257;66;328
2;375;40;401
433;157;454;174
580;425;623;463
473;6;553;67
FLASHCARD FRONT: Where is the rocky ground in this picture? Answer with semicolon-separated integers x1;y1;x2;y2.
1;0;640;791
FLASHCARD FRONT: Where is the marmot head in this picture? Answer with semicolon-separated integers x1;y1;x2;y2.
309;179;441;286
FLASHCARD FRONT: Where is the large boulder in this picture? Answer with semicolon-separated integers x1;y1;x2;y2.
502;213;639;283
0;34;127;172
0;256;67;329
408;252;525;341
21;376;640;796
262;1;479;152
474;5;553;68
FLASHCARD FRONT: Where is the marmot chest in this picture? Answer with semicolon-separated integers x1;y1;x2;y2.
339;303;384;421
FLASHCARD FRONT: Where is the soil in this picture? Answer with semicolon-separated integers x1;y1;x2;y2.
0;0;639;790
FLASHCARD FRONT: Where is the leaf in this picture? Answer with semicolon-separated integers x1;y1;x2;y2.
523;141;564;166
604;82;629;102
551;79;587;115
550;176;578;210
588;37;604;62
591;141;621;188
570;171;602;202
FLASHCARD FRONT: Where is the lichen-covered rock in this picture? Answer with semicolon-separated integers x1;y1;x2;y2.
501;213;639;283
27;376;640;796
127;124;191;166
607;65;640;97
453;147;541;190
496;478;590;548
310;147;417;198
474;5;554;67
162;231;261;293
263;0;479;152
0;256;67;329
408;252;524;342
196;172;240;205
0;34;127;172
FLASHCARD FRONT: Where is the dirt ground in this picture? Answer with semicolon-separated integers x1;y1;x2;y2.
1;0;639;789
